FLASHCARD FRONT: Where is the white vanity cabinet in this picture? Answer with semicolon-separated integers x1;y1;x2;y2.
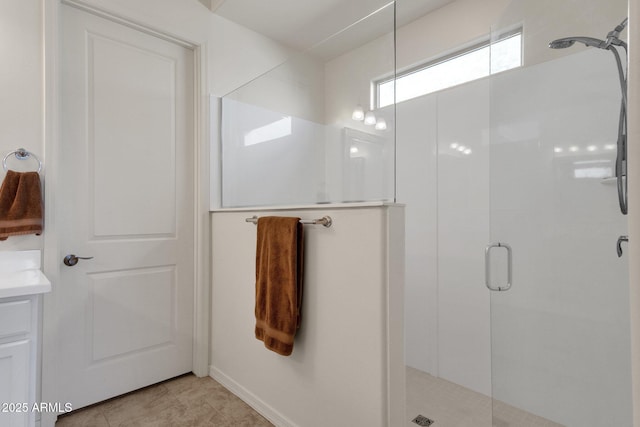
0;296;37;427
0;251;51;427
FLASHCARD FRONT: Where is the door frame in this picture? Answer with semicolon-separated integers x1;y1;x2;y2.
42;1;210;425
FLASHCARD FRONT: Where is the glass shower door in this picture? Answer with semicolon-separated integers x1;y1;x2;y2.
487;2;632;425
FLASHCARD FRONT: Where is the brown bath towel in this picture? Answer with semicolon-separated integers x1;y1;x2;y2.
255;216;304;356
0;170;43;240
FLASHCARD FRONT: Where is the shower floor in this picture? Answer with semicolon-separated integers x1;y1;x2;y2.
405;366;564;427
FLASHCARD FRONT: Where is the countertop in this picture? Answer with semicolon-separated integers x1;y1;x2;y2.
0;250;51;299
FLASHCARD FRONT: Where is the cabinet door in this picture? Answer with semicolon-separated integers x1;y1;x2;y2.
0;340;30;427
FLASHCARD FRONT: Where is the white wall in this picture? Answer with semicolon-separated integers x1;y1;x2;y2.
226;52;327;124
628;1;640;426
1;0;293;249
210;205;405;427
0;0;44;251
498;0;628;67
397;0;627;72
396;0;509;70
67;0;293;98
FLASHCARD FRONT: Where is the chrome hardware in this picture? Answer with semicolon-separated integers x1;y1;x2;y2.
617;235;628;257
245;215;333;228
2;148;43;173
485;243;512;292
63;254;94;267
549;19;628;215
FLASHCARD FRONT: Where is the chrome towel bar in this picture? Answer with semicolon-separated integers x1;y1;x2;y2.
245;215;332;228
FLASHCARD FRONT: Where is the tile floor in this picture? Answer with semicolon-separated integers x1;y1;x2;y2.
57;367;563;427
55;374;273;427
406;366;564;427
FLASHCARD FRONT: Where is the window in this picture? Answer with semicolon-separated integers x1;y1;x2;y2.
376;31;522;108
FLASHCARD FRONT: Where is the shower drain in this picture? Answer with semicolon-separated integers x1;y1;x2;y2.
412;415;434;426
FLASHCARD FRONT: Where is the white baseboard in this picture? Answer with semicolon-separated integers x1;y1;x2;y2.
209;365;298;427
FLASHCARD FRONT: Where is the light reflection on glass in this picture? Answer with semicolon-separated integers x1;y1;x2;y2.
244;116;292;146
554;144;618;156
444;143;473;156
572;159;613;179
574;167;612;179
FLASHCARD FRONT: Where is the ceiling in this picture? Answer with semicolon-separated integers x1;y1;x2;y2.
203;0;456;54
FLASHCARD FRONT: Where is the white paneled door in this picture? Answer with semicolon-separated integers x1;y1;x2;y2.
58;5;194;409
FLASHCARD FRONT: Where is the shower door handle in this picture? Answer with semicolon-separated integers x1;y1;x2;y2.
485;243;512;291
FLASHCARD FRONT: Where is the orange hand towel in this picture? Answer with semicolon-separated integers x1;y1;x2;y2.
0;170;43;241
255;216;304;356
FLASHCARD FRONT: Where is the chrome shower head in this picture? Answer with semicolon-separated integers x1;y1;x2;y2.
550;18;629;50
549;38;576;49
549;36;607;49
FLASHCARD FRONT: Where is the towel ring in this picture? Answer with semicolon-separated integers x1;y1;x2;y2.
2;148;42;173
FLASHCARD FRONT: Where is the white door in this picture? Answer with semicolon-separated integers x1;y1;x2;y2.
57;4;194;409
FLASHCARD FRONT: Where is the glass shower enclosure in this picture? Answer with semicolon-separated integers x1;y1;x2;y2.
219;3;396;208
488;0;631;425
216;0;633;424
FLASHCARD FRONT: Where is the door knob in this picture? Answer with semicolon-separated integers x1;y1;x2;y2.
63;254;94;267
